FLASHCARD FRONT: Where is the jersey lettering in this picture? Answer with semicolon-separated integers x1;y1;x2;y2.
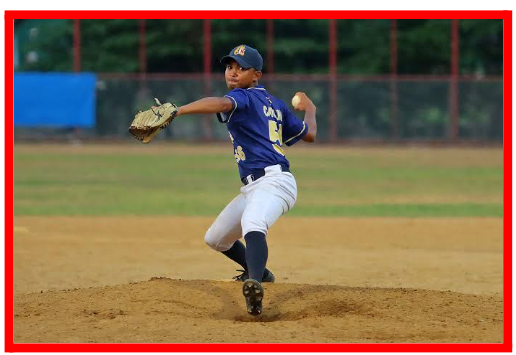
262;105;283;121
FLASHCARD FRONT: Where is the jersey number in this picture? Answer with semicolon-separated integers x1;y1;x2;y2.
269;120;285;156
234;145;246;163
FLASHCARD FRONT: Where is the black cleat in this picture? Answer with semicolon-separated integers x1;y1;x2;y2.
261;270;275;283
233;269;248;282
242;279;264;316
233;269;275;283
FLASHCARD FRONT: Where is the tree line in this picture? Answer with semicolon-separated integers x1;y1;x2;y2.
15;19;502;75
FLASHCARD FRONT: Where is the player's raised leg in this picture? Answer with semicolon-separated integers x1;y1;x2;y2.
240;170;297;313
242;172;297;278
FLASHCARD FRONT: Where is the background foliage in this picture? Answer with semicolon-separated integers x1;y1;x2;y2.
15;19;503;75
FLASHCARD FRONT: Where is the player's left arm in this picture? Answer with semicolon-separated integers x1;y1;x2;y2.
175;97;233;117
292;92;317;142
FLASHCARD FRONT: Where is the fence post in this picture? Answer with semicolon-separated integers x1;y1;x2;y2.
449;19;460;141
203;19;213;141
136;19;150;132
73;19;81;72
267;19;274;74
267;19;275;92
139;19;147;76
329;19;337;142
390;19;399;140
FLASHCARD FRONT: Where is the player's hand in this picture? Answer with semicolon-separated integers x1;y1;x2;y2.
153;105;182;117
292;92;316;112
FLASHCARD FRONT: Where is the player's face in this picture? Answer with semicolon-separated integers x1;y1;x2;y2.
225;60;261;89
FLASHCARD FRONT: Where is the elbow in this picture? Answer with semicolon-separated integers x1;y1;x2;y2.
303;131;317;143
303;120;317;143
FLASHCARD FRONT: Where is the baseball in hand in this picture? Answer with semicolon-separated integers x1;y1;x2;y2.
291;94;301;109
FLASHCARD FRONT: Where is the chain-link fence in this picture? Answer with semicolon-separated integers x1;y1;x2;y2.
14;75;502;143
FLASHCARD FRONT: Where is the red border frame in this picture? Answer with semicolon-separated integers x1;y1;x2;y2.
4;10;512;352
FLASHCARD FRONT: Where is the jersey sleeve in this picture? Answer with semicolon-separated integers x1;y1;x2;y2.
221;88;250;123
282;107;308;146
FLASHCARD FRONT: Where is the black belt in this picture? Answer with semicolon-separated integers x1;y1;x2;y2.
241;165;290;185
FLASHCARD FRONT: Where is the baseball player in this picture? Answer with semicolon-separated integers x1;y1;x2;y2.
174;44;317;316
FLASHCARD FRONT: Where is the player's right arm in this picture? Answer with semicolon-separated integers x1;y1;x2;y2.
292;92;317;143
175;97;233;117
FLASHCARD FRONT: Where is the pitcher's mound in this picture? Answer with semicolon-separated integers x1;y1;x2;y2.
14;278;502;343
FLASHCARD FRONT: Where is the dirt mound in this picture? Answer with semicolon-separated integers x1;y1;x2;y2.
14;278;502;343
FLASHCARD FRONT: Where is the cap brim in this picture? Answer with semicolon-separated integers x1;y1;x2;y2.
220;55;254;69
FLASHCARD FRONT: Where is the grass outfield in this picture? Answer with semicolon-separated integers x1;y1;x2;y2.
13;144;503;217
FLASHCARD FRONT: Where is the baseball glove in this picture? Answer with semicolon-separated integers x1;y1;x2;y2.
129;98;179;143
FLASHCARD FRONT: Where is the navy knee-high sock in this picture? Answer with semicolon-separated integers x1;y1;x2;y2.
221;240;248;270
244;231;268;281
221;238;271;279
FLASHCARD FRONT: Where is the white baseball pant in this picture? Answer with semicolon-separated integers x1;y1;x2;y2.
204;164;298;251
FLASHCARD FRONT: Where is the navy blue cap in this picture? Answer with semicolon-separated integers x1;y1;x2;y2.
220;44;263;71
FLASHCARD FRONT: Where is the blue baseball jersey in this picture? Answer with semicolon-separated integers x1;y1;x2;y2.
217;85;308;179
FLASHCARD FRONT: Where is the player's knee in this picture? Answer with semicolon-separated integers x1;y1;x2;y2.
204;228;230;252
241;222;268;237
204;228;219;250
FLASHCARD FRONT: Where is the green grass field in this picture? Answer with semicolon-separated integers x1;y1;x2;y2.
13;144;503;217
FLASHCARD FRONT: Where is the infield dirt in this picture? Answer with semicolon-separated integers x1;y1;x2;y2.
13;216;503;343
